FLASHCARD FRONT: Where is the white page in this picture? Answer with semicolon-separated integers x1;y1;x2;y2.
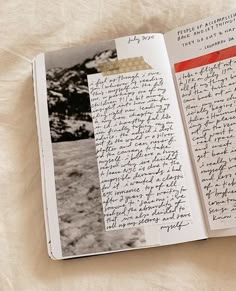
88;34;207;245
33;55;62;259
165;8;236;237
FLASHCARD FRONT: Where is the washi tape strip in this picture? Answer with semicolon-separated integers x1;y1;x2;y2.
98;56;152;76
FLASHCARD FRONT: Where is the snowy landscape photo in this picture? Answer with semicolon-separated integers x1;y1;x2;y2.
45;41;146;256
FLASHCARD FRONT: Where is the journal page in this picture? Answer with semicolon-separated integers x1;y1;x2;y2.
87;34;207;246
165;9;236;236
34;33;207;259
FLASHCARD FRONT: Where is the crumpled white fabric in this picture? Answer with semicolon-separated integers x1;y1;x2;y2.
0;0;236;290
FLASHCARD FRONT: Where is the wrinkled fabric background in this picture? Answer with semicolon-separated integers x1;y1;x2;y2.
0;1;236;290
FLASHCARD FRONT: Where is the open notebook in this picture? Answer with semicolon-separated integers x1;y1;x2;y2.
33;8;236;259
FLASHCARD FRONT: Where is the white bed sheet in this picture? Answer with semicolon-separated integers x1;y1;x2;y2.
0;1;236;290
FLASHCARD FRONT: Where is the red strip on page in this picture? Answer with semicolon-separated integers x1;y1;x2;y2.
174;46;236;73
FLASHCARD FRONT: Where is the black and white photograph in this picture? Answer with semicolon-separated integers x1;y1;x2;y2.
45;41;146;257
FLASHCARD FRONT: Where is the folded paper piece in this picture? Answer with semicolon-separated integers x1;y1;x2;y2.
98;56;152;75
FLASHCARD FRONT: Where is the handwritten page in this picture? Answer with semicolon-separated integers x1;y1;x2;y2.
165;9;236;236
88;69;192;231
175;48;236;230
114;35;207;242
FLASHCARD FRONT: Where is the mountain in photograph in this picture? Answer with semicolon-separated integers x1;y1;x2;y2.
46;49;117;142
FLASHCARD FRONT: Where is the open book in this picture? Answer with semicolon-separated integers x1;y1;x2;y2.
33;8;236;259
